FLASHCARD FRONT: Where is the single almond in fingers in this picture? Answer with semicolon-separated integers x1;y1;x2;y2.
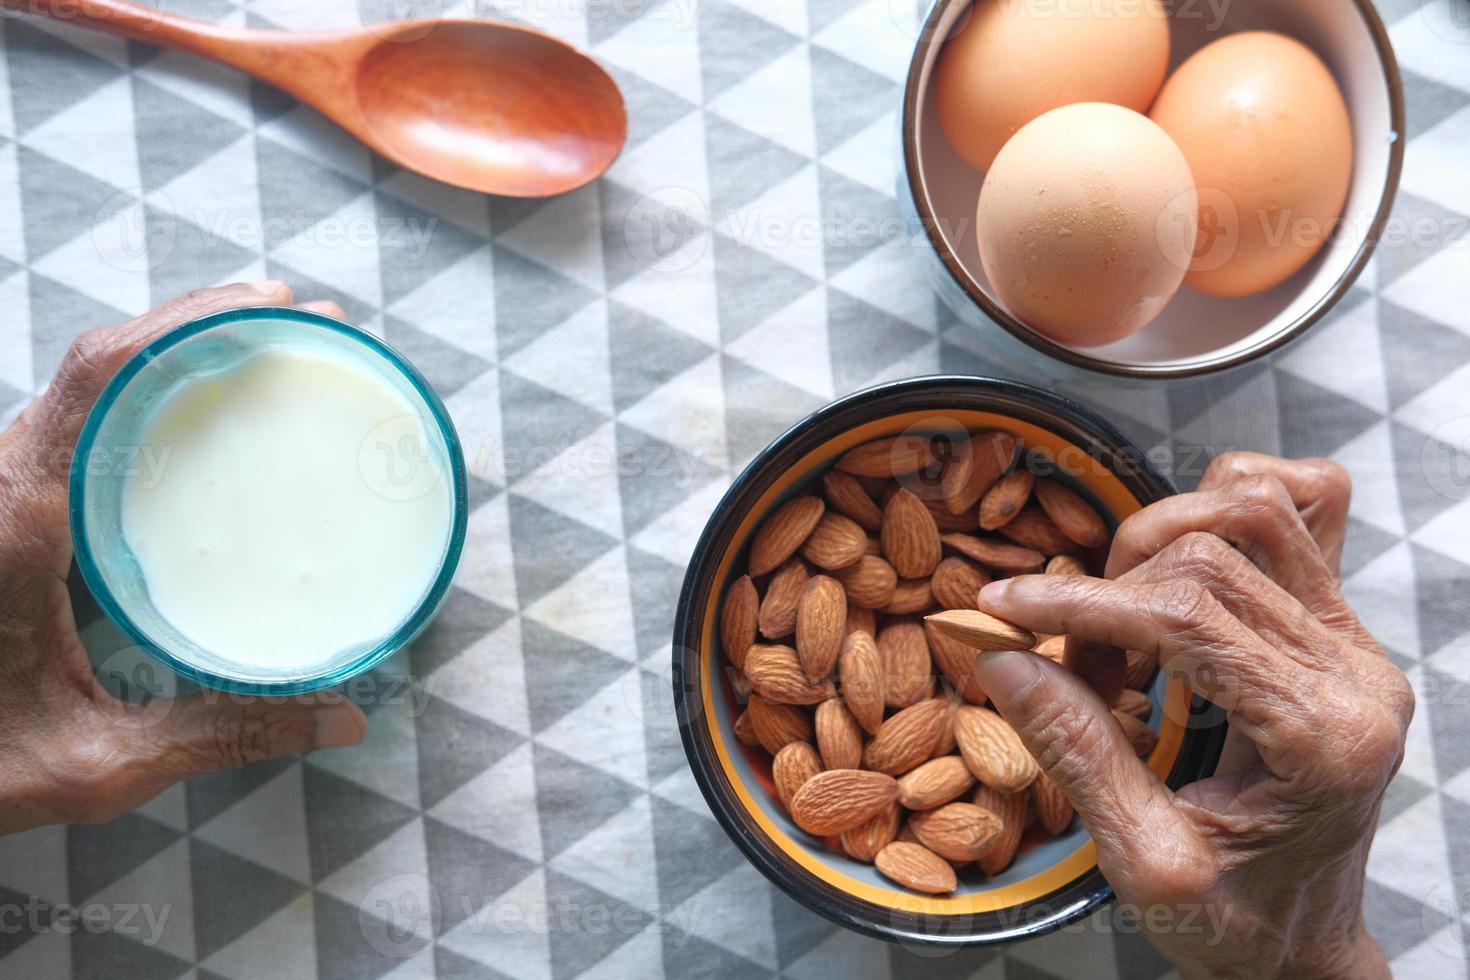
926;620;988;705
973;785;1031;875
931;556;991;610
841;802;901;863
1034;479;1109;549
863;697;949;775
815;698;864;771
749;496;825;577
941;534;1045;575
925;609;1036;652
882;489;942;579
1033;634;1067;663
800;512;868;570
822;470;883;531
878;619;935;709
908;802;1004;862
1114;687;1153;720
757;558;808;639
834;554;898;609
1032;771;1074;835
882;578;934;615
837;630;885;736
1114;709;1159;757
1045;554;1088;577
836;436;938;478
979;469;1034;530
954;705;1041;791
788;769;900;836
772;741;823;812
898;755;976;810
876;842;957;894
747;695;813;755
941;431;1015;515
795;575;846;682
998;506;1079;555
720;575;759;669
746;644;836;705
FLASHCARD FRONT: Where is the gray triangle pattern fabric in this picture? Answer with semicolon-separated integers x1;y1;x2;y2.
1;1;1469;978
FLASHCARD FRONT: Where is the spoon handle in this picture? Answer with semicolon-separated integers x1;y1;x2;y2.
1;0;362;98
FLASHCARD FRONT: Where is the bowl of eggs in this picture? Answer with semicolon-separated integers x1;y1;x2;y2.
900;0;1405;379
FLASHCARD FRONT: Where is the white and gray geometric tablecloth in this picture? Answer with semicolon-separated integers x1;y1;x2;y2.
1;0;1469;977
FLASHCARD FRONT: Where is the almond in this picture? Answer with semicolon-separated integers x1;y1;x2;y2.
1034;479;1109;549
747;695;813;755
1125;649;1156;691
973;785;1030;875
908;802;1003;862
897;755;976;810
979;469;1034;530
863;697;948;775
795;575;846;682
863;536;882;554
799;512;868;570
998;506;1079;555
878;619;935;709
926;620;988;705
882;578;934;615
788;769;900;836
772;741;823;812
841;802;900;863
845;604;877;638
931;556;990;610
835;436;937;478
1032;771;1074;835
933;694;960;756
834;554;898;610
1114;687;1152;720
822;470;883;532
1033;634;1067;663
923;495;982;533
954;705;1040;792
720;575;759;669
882;489;942;579
875;841;956;894
837;630;885;736
925;609;1036;652
815;698;864;771
1045;554;1088;576
749;496;825;577
757;558;808;639
746;644;836;705
941;431;1016;515
1114;709;1159;757
733;707;759;746
940;534;1045;575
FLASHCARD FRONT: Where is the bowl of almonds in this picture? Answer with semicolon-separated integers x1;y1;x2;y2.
673;376;1228;946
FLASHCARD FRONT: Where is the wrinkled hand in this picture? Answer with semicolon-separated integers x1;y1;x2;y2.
974;453;1410;980
0;282;367;835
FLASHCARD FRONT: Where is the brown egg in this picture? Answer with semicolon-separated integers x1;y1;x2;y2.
1150;32;1354;298
976;103;1198;347
934;0;1171;172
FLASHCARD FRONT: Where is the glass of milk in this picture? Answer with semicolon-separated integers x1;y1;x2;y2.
70;307;468;694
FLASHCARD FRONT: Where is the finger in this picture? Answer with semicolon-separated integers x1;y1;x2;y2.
1198;452;1351;578
1062;635;1125;708
978;575;1316;746
296;299;347;320
974;650;1201;890
25;281;293;469
1104;474;1355;636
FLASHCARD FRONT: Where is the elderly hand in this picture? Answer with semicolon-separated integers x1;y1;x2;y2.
974;453;1410;980
0;282;368;836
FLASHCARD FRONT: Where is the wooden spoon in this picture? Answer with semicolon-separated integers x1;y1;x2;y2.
7;0;628;197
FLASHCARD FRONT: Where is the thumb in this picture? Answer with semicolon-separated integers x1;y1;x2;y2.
974;650;1194;880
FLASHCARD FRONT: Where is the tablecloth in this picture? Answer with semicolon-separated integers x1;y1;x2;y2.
1;0;1468;977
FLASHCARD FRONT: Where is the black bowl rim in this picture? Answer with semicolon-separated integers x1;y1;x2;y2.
672;376;1229;946
899;0;1407;380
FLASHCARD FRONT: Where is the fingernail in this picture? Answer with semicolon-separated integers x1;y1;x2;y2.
974;650;1042;708
313;702;366;749
249;279;286;297
979;580;1010;607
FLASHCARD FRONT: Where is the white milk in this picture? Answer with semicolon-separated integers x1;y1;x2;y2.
120;346;453;673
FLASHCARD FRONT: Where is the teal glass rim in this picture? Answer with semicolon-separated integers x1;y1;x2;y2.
67;305;470;697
